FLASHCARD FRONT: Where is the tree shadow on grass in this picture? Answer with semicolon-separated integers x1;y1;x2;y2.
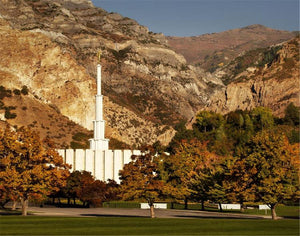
175;215;266;220
0;211;21;215
0;209;37;216
80;214;148;218
282;216;300;219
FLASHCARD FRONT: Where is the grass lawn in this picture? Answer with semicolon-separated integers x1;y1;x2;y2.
0;216;299;235
167;204;299;219
243;205;299;218
202;205;299;218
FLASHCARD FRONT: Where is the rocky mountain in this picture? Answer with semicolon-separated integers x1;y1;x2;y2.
167;25;295;72
208;37;300;118
0;0;298;148
0;0;222;146
0;14;178;147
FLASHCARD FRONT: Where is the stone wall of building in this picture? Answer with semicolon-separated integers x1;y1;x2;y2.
57;149;141;183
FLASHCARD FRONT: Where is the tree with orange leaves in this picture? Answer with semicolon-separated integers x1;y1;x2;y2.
119;147;171;218
74;171;108;207
223;154;256;212
0;126;70;215
162;139;219;210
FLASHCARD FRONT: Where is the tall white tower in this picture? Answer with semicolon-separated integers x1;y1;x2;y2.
89;53;109;150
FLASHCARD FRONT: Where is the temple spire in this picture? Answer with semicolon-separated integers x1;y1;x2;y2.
89;52;109;150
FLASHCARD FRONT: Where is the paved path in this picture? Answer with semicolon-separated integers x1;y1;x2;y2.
27;207;272;219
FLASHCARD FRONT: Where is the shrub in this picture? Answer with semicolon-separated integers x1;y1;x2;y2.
0;101;4;109
110;46;131;61
0;86;12;99
70;141;86;149
13;89;21;95
4;110;17;119
72;132;90;141
21;86;29;95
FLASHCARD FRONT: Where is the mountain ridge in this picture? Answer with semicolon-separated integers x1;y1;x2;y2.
167;24;295;72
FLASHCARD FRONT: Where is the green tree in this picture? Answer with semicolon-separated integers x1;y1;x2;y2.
0;126;70;215
284;103;300;126
250;107;274;131
193;111;224;133
167;120;194;153
225;111;255;155
193;111;228;155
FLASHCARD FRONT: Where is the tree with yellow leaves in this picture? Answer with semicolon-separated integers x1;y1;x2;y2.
223;155;256;212
162;139;219;210
119;147;172;218
234;131;299;219
0;126;70;215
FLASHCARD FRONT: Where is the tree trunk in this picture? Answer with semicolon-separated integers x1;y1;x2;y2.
0;199;9;209
12;200;17;210
67;198;70;205
201;200;205;211
149;204;155;218
21;198;28;216
240;203;245;212
218;202;222;212
271;204;277;220
184;198;188;210
171;202;174;209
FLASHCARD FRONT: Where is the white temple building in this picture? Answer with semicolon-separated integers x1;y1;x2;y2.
58;56;140;183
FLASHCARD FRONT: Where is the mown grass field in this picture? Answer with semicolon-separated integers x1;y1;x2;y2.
103;202;299;218
0;216;299;235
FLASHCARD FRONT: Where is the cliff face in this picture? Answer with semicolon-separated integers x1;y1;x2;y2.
0;0;216;125
2;0;200;146
0;16;94;128
0;15;176;146
208;38;300;117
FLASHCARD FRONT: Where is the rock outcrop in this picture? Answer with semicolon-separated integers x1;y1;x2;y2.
208;38;299;117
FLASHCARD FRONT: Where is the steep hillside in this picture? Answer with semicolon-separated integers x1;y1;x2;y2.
0;84;94;149
167;25;295;72
0;0;218;126
208;37;300;117
0;12;176;146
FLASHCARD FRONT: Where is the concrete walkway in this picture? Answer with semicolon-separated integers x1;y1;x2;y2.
26;206;272;219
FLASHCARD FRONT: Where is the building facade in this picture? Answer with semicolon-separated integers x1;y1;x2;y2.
58;57;140;183
57;149;140;184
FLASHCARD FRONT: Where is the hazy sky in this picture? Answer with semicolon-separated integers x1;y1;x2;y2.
91;0;299;36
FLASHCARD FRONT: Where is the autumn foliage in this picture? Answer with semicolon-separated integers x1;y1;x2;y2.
232;131;299;219
60;170;118;207
0;105;298;221
119;147;173;218
0;126;70;215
